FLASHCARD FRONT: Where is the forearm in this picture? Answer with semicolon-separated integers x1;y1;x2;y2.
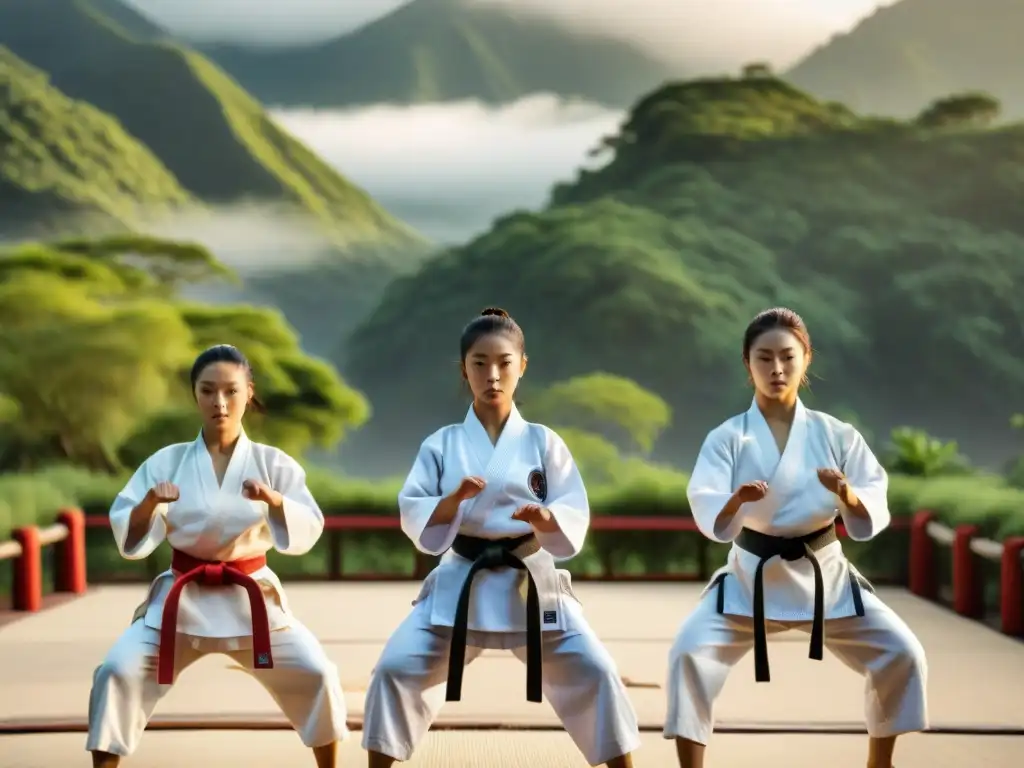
267;492;286;528
714;492;747;536
124;494;160;553
839;486;870;520
427;494;463;527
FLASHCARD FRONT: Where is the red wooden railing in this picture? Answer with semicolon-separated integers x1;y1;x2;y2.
2;508;1022;641
0;508;87;611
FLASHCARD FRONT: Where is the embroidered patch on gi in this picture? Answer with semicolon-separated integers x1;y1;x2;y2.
543;610;557;624
527;468;547;502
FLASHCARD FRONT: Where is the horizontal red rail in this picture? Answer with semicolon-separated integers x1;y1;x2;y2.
3;508;1020;643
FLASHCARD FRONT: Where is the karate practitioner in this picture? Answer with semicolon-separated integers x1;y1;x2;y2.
362;308;641;767
86;344;348;767
664;307;928;768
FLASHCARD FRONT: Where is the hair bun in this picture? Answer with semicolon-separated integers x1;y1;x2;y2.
480;307;509;318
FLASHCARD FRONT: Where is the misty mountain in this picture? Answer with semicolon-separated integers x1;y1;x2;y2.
1;0;434;365
1;45;190;236
785;0;1024;119
0;0;420;249
198;0;683;109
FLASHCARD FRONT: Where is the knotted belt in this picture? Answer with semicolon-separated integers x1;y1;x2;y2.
157;548;273;685
716;521;865;683
446;533;543;703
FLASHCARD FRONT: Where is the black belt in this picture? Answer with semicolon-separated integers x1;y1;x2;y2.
446;533;543;703
715;521;866;683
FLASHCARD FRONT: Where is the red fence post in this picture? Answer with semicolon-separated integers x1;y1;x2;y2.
908;510;936;599
12;526;42;611
952;524;982;619
55;508;87;594
1001;537;1024;637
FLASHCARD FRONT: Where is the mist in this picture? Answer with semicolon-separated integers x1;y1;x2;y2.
138;203;341;273
270;95;626;243
127;0;891;70
131;202;345;311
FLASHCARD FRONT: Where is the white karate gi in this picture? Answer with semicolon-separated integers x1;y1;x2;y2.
86;431;348;757
664;398;929;745
362;405;641;765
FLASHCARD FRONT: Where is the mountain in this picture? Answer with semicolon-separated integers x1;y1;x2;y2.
198;0;681;109
83;0;171;42
339;76;1024;476
1;45;190;236
785;0;1024;119
0;0;421;249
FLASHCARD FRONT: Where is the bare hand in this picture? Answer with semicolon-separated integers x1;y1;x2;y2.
243;479;281;506
735;481;768;504
452;476;486;502
147;481;179;504
816;468;848;498
511;503;559;533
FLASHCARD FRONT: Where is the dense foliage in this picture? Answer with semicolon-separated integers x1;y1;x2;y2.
0;234;369;473
343;77;1024;475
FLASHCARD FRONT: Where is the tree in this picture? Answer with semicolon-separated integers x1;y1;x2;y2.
526;373;672;454
742;62;773;79
0;275;195;471
882;427;971;477
915;92;1001;129
0;234;370;471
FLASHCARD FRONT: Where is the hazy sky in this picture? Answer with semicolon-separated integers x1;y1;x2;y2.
127;0;893;69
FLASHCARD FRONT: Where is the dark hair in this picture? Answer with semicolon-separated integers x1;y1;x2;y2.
459;307;526;360
742;307;812;360
189;344;266;413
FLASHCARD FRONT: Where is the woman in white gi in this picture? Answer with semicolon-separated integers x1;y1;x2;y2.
362;307;641;767
86;344;348;767
664;307;929;768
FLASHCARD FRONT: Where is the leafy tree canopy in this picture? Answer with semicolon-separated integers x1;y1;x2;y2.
525;373;672;455
0;234;369;471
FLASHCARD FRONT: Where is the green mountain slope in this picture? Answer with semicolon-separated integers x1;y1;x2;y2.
0;0;421;248
83;0;171;42
200;0;681;108
785;0;1024;119
1;45;190;235
340;76;1024;475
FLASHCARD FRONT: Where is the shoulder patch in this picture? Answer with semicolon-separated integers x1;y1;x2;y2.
527;468;547;502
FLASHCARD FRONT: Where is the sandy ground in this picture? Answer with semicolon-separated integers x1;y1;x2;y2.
1;582;1021;766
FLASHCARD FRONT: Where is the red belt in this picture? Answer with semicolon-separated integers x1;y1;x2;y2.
157;548;274;685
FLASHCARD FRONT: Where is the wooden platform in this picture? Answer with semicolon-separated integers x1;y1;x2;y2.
1;582;1021;766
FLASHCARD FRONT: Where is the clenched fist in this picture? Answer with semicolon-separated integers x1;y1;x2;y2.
511;503;559;533
735;481;768;504
452;476;486;502
816;468;847;497
242;479;282;507
147;481;179;504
